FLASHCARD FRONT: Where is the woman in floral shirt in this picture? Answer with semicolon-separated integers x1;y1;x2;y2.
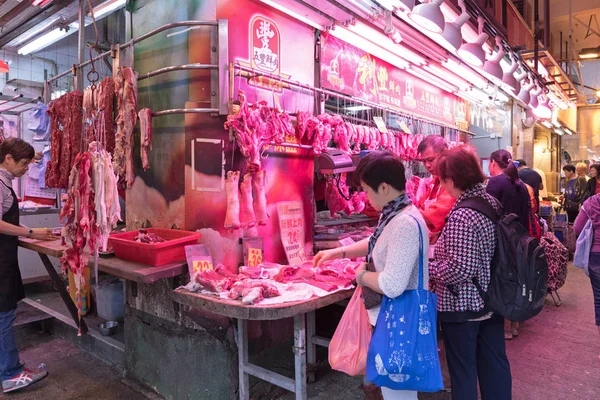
429;146;512;400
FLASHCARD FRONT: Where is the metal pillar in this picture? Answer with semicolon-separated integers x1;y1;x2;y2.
76;0;86;91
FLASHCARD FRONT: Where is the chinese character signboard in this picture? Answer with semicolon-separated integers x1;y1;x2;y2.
277;201;306;265
320;33;468;128
251;17;280;74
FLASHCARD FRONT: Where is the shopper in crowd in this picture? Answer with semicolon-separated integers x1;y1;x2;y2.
574;191;600;359
416;135;456;246
314;151;429;400
577;162;590;182
584;164;600;201
0;138;55;394
429;146;512;400
562;164;587;223
487;150;532;339
516;159;544;209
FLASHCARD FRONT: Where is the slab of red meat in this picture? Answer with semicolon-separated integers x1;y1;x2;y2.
301;279;339;292
196;270;233;293
138;108;152;171
228;280;281;304
239;173;256;229
113;67;138;188
214;264;240;280
238;264;281;279
224;171;241;230
273;266;315;283
325;175;354;217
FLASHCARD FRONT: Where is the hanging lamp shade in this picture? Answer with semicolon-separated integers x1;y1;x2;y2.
517;75;534;105
534;96;552;119
396;0;415;13
458;33;489;67
408;0;446;34
504;66;525;94
529;85;543;109
0;60;9;73
482;45;506;80
441;9;470;50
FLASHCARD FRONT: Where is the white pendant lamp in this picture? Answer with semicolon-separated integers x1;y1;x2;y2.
378;0;415;13
504;66;526;94
408;0;446;34
517;74;534;105
529;85;543;109
483;39;505;80
534;95;552;119
458;33;488;67
440;0;470;51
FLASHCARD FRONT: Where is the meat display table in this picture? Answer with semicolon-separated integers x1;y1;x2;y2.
18;238;187;333
173;288;354;400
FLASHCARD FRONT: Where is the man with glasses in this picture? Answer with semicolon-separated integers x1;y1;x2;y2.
416;135;456;247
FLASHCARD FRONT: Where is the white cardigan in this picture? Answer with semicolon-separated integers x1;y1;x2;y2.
367;205;430;325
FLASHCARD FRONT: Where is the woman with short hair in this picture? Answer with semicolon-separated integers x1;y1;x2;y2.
314;151;430;400
429;146;512;400
583;164;600;201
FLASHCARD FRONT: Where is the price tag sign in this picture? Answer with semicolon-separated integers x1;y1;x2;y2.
373;116;388;133
399;121;411;134
192;257;213;274
248;248;263;267
277;201;306;265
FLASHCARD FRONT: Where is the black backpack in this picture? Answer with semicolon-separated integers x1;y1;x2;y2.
457;197;549;322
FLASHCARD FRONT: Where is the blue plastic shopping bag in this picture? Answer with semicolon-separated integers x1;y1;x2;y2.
366;216;443;392
574;207;593;276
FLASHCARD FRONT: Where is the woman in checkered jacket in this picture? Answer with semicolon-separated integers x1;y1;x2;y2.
429;146;512;400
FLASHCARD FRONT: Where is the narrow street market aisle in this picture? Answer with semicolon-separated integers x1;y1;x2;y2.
3;326;153;400
506;263;600;400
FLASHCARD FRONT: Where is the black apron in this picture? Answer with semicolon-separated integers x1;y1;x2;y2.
0;181;25;312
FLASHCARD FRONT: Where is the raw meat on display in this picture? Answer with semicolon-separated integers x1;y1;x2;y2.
138;108;152;171
134;229;166;244
214;264;240;280
224;171;241;229
196;270;233;293
46;91;84;188
325;175;366;217
228;280;281;304
82;77;116;153
239;173;256;229
252;170;268;225
273;265;315;282
224;90;293;172
113;67;138;188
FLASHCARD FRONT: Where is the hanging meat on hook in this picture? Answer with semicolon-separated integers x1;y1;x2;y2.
224;171;241;230
138;108;152;171
113;67;138;188
239;173;256;229
253;169;269;226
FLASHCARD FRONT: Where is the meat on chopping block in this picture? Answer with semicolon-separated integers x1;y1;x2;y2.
138;108;152;171
224;171;241;230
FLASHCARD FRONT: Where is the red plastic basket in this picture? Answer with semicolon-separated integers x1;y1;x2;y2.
108;229;202;267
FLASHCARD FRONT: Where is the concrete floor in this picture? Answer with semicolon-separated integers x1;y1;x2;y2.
5;263;600;400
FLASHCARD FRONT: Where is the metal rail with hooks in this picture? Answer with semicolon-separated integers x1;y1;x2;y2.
151;108;219;117
233;63;473;136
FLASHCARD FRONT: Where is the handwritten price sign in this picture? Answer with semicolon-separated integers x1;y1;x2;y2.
248;248;263;267
192;257;213;274
277;201;306;265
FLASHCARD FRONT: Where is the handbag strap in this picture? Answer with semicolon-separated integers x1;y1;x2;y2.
409;214;425;291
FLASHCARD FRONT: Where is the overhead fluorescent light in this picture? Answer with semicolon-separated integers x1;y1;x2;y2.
92;0;126;20
541;120;553;129
579;46;600;59
407;66;458;92
12;17;60;47
346;105;371;112
18;0;125;55
18;22;79;55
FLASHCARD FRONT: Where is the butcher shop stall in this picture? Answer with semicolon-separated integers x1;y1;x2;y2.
3;0;497;399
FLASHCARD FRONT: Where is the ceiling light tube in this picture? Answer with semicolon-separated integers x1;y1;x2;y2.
438;0;470;51
347;0;381;18
407;66;458;92
347;21;426;65
408;0;446;34
18;22;79;55
424;64;471;91
443;58;488;89
377;0;414;12
259;0;327;30
330;26;410;70
529;85;543;109
92;0;126;19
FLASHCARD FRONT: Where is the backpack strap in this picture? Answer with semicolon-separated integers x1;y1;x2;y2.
455;196;501;223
